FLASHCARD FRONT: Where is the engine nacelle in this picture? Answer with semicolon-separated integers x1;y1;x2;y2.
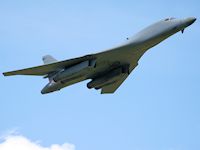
53;60;96;82
87;65;129;89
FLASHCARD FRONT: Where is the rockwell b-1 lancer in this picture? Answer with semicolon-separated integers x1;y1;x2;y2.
3;17;196;94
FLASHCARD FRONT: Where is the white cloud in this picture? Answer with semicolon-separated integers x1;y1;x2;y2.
0;134;75;150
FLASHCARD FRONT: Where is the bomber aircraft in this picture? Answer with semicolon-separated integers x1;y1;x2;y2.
3;17;196;94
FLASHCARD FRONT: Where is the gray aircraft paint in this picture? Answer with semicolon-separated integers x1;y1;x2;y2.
3;17;196;94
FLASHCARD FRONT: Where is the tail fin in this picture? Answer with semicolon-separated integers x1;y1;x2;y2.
42;55;57;81
42;55;57;64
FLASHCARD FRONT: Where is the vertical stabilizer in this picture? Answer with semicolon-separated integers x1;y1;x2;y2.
42;55;57;64
42;55;58;81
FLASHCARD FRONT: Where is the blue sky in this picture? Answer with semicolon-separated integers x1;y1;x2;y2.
0;0;200;150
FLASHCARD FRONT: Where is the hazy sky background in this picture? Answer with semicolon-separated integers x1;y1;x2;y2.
0;0;200;150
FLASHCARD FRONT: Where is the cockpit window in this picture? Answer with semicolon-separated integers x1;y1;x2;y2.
164;17;175;21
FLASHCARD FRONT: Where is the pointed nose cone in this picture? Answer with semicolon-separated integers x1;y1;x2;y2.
185;17;197;26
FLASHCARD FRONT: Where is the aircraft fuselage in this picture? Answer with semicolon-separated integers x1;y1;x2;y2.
41;17;196;94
